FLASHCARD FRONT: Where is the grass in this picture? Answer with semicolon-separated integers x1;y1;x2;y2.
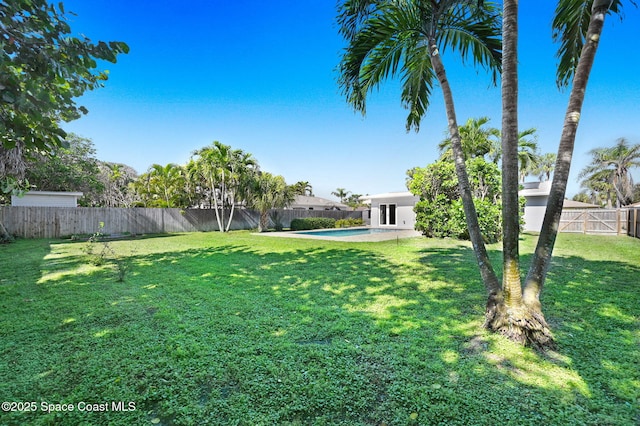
0;231;638;425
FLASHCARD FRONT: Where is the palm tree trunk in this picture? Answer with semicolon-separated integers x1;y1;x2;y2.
220;173;226;232
225;190;236;232
209;175;223;232
259;210;269;232
428;41;501;298
524;0;611;311
484;0;554;349
500;0;522;309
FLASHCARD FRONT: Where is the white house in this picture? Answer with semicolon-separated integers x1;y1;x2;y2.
360;191;419;230
11;191;83;207
519;181;601;232
287;195;349;211
519;181;551;232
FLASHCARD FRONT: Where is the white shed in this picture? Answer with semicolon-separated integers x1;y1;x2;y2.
360;191;419;230
11;191;83;207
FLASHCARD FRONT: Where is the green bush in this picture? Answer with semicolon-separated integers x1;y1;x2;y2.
335;218;364;228
409;158;510;244
290;217;336;231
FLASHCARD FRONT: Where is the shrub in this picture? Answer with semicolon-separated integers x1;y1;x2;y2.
409;158;509;244
335;218;364;228
290;217;336;231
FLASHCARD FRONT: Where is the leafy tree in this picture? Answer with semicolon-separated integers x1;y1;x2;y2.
345;193;366;210
95;162;139;207
24;134;102;205
331;188;350;203
408;158;503;243
246;172;294;232
578;138;640;208
572;192;593;204
339;0;633;347
0;0;128;179
0;0;127;241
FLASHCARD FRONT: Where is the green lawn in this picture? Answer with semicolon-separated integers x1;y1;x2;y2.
0;231;638;425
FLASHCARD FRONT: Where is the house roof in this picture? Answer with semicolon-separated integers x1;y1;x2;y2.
290;195;348;210
562;199;601;209
519;180;552;197
359;191;418;203
20;191;84;196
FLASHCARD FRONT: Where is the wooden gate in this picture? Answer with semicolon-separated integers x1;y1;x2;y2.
559;209;627;235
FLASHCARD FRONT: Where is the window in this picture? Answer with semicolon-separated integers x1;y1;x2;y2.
379;203;397;226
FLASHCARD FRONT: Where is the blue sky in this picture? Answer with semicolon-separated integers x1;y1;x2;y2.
61;1;640;200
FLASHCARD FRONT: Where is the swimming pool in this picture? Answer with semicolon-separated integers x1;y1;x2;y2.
294;228;398;237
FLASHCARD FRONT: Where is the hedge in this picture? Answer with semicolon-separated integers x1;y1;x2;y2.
290;217;336;231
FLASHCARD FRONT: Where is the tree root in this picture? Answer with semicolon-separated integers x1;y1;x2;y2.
484;295;555;350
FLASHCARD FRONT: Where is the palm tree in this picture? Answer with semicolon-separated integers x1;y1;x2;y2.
247;172;294;232
135;163;186;208
225;148;259;231
514;129;539;182
291;181;314;196
521;0;631;347
190;143;226;230
338;0;503;301
190;142;257;232
531;152;557;182
331;188;350;203
438;116;500;161
487;127;539;174
578;138;640;207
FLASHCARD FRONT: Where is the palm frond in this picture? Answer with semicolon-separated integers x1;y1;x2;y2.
553;0;636;88
437;2;502;84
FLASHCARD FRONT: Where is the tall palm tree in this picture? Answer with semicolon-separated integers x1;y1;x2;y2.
338;0;503;298
578;138;640;207
190;142;258;232
225;148;259;231
522;0;632;347
190;143;226;230
247;172;294;232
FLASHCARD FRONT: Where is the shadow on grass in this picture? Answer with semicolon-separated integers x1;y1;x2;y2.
1;238;638;425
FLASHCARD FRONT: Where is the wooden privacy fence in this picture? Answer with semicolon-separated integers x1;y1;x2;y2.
628;207;640;239
559;208;628;235
0;207;362;239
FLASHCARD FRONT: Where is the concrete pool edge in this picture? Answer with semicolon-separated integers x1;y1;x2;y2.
253;227;422;242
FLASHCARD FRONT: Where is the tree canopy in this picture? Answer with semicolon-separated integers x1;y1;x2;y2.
578;138;640;207
0;0;129;153
0;0;128;203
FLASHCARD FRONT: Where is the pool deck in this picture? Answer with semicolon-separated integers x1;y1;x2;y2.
255;228;422;242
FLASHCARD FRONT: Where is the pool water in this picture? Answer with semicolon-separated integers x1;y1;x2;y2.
295;228;397;237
